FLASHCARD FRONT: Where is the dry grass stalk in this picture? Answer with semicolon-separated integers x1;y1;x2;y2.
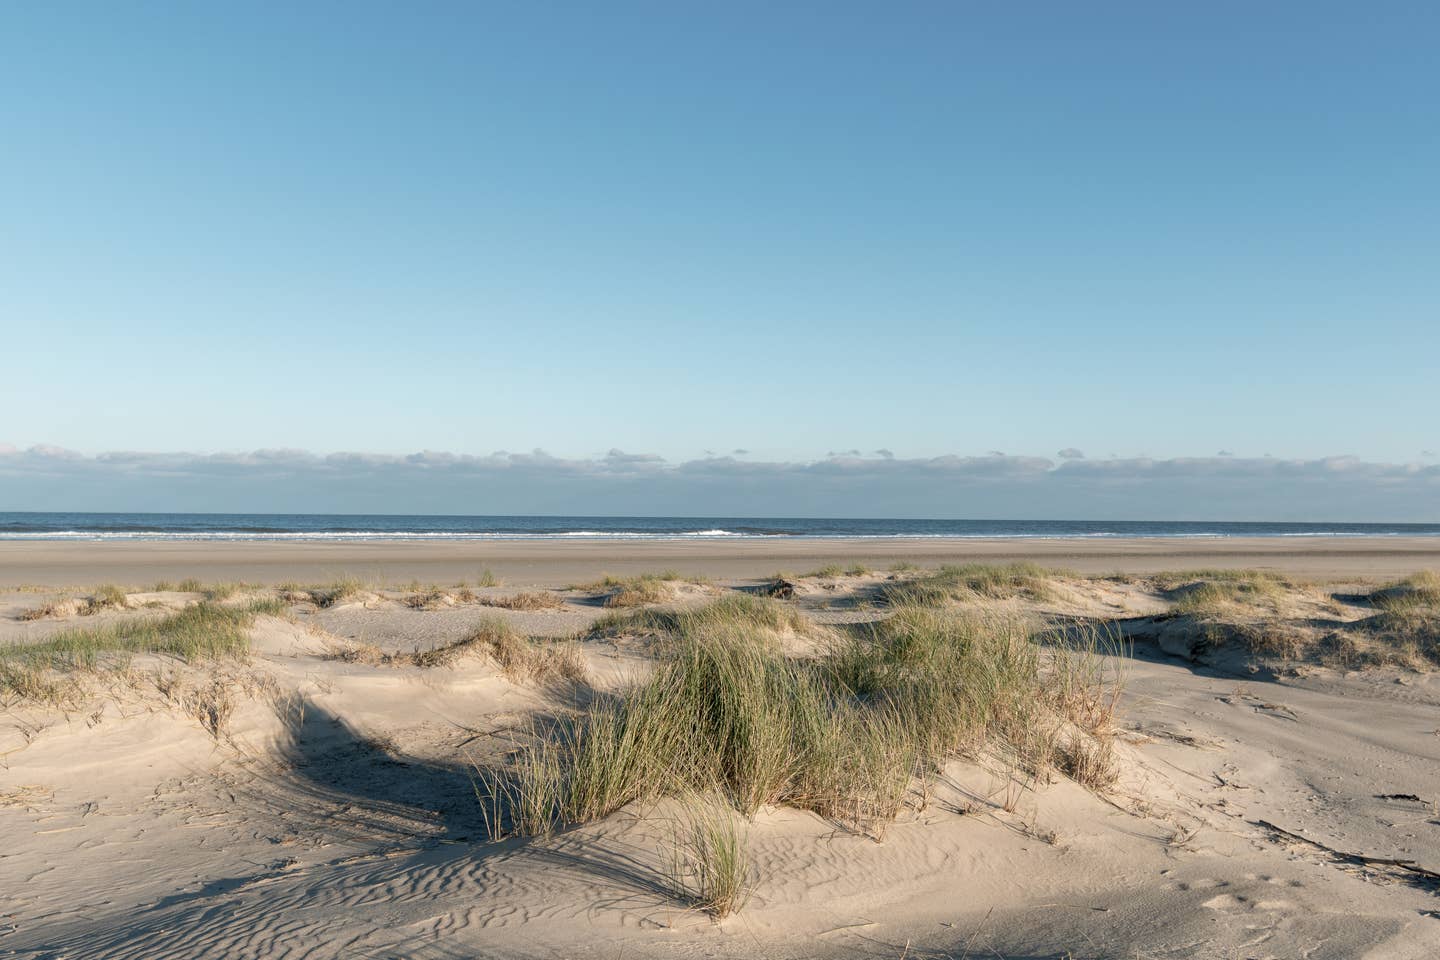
186;679;236;737
1057;734;1118;790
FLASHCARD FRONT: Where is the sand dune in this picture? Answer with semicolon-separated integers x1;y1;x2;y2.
2;565;1438;958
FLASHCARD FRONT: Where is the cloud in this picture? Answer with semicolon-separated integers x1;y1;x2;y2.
1057;448;1085;460
1217;450;1234;457
732;448;749;456
0;445;1436;519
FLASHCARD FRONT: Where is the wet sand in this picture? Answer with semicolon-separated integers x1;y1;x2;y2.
2;535;1438;587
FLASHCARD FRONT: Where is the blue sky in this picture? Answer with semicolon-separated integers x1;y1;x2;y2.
2;3;1437;515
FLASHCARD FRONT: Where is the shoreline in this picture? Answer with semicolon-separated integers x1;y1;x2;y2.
3;535;1439;586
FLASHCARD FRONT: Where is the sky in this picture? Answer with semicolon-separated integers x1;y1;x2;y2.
2;3;1438;517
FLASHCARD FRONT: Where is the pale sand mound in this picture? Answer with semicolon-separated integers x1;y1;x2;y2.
2;585;1438;959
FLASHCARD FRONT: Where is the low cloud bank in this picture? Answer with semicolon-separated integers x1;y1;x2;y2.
1;445;1436;520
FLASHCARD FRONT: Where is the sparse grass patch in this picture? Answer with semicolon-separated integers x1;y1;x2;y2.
482;591;567;612
1234;623;1313;660
588;594;816;647
177;578;204;593
1151;568;1290;591
334;619;588;684
603;578;673;608
18;599;72;622
662;796;754;920
20;585;134;620
186;679;235;737
807;564;844;578
1167;575;1287;617
482;626;587;685
1057;734;1118;791
403;588;452;610
203;581;251;602
1;600;283;703
1369;570;1440;613
309;578;364;608
576;570;673;590
2;600;280;671
1343;606;1440;669
0;660;73;706
844;563;870;577
576;572;708;608
880;563;1064;606
151;580;175;592
84;584;129;614
476;569;500;588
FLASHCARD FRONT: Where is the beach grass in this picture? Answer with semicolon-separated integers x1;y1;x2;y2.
308;577;365;608
402;587;451;609
3;600;285;671
587;593;814;644
478;596;1120;845
481;591;567;611
662;795;754;919
593;574;682;608
202;581;254;601
332;619;587;684
1;599;285;704
571;571;707;608
880;562;1064;606
1167;576;1287;616
1369;570;1440;612
1151;568;1289;587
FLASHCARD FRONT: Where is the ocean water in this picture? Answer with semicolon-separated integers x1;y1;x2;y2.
1;513;1437;542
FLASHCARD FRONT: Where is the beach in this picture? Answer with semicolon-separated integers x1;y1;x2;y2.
4;534;1440;587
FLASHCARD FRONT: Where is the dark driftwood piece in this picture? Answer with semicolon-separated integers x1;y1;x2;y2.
1254;819;1440;887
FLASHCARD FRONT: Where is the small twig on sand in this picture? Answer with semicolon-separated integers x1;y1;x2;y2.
957;906;995;959
816;921;877;937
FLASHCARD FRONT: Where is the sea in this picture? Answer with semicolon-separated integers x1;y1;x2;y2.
1;513;1437;542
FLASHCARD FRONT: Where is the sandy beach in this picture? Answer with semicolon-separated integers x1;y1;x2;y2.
5;535;1440;587
2;554;1438;958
